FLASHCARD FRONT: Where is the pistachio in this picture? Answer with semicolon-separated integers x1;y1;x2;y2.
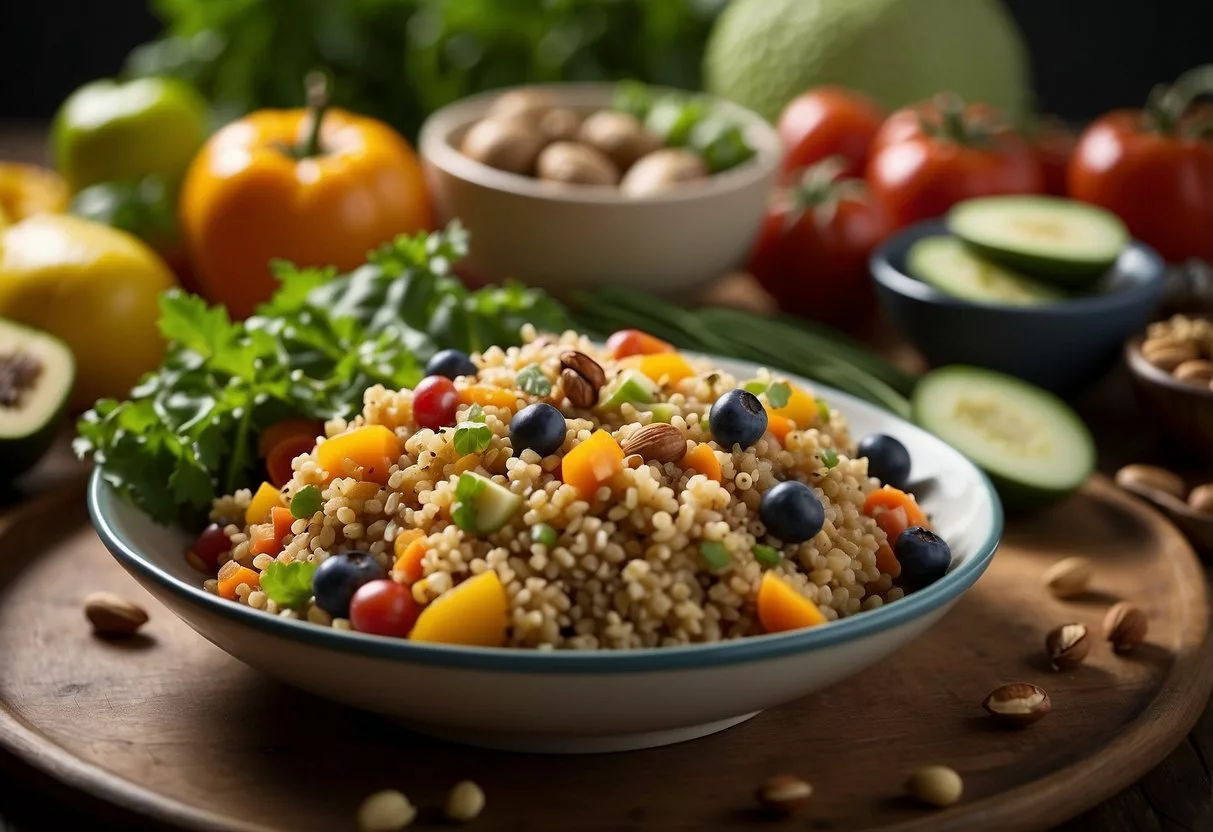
1104;602;1148;653
1189;483;1213;515
577;110;663;170
538;107;582;142
460;117;546;175
560;368;597;410
1046;623;1091;671
444;780;486;823
559;350;607;390
621;423;687;464
536;141;620;186
1115;463;1187;501
1042;556;1093;599
754;774;812;816
357;789;416;832
982;683;1051;727
84;591;149;636
905;766;963;808
1174;359;1213;385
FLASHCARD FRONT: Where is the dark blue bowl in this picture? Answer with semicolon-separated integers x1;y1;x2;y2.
870;220;1166;392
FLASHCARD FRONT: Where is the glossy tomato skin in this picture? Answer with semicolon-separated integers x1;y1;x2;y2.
748;191;892;329
349;579;421;638
868;100;1005;160
413;375;459;431
866;136;1043;229
1068;110;1213;263
777;87;885;180
1032;120;1077;197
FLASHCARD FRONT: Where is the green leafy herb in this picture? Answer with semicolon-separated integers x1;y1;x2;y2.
451;472;486;533
820;447;839;469
765;382;792;409
75;223;572;527
742;380;768;396
516;364;552;397
817;398;832;423
531;523;557;547
690;117;756;173
699;540;731;571
290;485;323;519
453;404;492;455
752;544;782;568
259;561;317;610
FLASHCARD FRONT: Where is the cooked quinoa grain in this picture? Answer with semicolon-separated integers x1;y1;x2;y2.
205;330;927;648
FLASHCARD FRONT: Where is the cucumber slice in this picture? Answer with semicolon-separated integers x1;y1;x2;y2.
0;318;74;476
455;472;522;534
913;366;1094;509
644;402;676;423
907;236;1066;306
598;369;658;409
947;196;1128;288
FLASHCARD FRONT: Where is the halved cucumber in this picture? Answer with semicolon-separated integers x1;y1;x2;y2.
907;236;1066;306
0;318;74;477
947;196;1128;288
913;366;1095;510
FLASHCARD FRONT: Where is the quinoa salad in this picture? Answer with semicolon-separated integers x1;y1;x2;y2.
192;327;950;650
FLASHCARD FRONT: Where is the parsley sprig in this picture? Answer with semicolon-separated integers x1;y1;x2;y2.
453;404;492;455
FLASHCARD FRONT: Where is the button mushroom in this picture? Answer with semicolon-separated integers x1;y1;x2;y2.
486;88;554;123
460;116;547;175
619;148;707;197
538;107;583;142
577;111;662;170
536;142;620;186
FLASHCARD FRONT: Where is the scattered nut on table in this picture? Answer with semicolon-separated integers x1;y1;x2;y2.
1114;464;1187;502
445;780;486;823
982;683;1052;727
754;774;812;816
1041;557;1093;599
83;591;148;636
356;789;416;832
1046;623;1091;671
1104;602;1148;653
1189;484;1213;515
905;766;963;808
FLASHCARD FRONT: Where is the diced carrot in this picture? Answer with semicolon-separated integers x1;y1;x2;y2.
257;418;324;458
876;541;902;579
561;429;625;497
266;433;315;487
874;505;910;543
757;572;826;633
217;563;261;599
863;485;928;528
245;481;285;525
394;537;427;584
681;443;722;483
248;524;278;557
393;528;424;560
766;412;793;445
458;385;518;411
315;424;402;485
606;329;674;359
627;352;695;385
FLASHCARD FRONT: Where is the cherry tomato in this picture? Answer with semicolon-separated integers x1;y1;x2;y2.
1030;117;1078;197
266;433;315;487
413;375;459;431
748;160;893;329
188;522;231;574
605;329;673;359
866;96;1043;228
777;86;885;180
257;418;323;458
349;579;421;638
1068;68;1213;263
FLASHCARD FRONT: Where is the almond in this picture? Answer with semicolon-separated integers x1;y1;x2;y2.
621;422;686;463
84;591;148;636
1104;602;1147;653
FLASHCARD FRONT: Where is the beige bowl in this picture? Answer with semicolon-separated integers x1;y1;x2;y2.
418;83;781;297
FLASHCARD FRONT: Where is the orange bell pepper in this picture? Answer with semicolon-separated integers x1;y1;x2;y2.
217;562;261;599
863;485;928;528
179;74;432;319
458;385;519;411
562;430;625;497
315;424;402;485
757;572;826;633
681;443;722;483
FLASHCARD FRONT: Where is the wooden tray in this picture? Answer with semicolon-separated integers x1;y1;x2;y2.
1;474;1210;832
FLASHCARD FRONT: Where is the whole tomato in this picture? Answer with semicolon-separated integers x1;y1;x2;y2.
748;158;892;329
777;86;885;180
866;95;1043;228
868;99;1006;160
1029;117;1078;197
1069;68;1213;263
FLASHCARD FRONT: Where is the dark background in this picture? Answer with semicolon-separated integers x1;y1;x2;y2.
1;0;1211;123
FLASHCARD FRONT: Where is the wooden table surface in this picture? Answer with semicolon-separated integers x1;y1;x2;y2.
0;123;1210;831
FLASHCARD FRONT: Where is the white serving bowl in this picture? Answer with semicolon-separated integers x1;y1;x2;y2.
417;84;781;298
89;357;1002;754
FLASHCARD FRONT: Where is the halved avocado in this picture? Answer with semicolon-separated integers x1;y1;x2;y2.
0;318;74;476
907;236;1067;306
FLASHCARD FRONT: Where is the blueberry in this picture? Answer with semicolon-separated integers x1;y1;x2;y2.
858;433;911;490
895;527;951;590
759;481;825;544
312;550;386;617
425;349;477;380
709;389;768;448
509;402;567;457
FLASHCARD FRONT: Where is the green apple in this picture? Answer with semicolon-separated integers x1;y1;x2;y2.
52;77;208;193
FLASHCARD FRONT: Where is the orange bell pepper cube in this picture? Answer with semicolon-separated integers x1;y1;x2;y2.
627;353;695;385
876;541;902;579
245;481;285;525
766;412;793;446
217;562;261;600
458;385;518;411
863;485;928;528
681;443;722;483
757;572;826;633
315;424;402;485
562;430;625;498
766;382;824;430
